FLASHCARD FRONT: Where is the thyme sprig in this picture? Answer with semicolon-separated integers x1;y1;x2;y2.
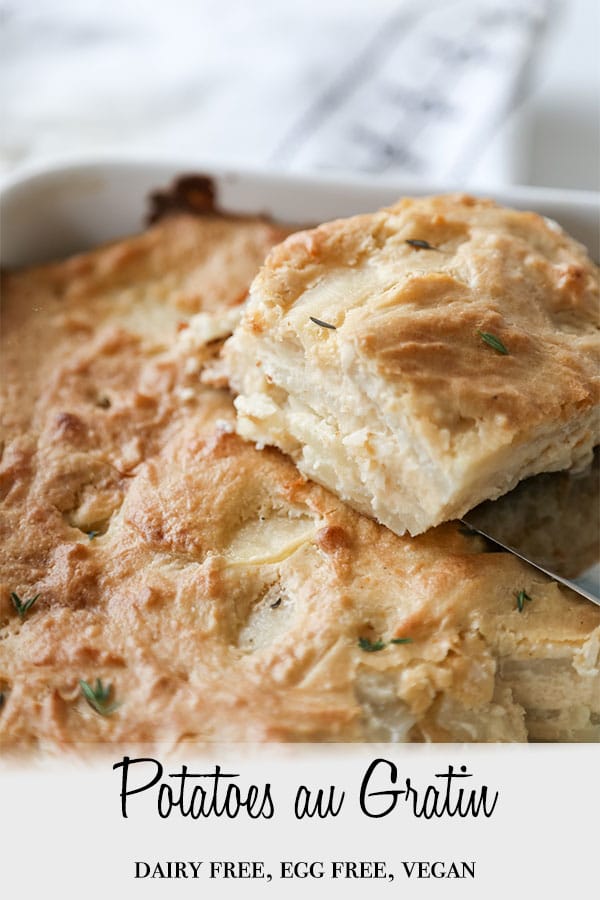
80;679;120;716
10;592;40;620
516;590;533;613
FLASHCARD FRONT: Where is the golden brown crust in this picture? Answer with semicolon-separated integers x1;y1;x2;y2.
1;207;599;751
226;193;600;536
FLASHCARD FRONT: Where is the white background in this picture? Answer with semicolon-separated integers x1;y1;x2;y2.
1;745;597;898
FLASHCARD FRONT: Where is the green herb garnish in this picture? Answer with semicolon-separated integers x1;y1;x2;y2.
359;636;413;651
309;316;336;330
80;679;120;716
406;239;439;250
358;637;386;652
10;592;39;620
478;331;509;355
516;589;532;613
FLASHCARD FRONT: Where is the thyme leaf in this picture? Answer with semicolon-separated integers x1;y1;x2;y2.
478;331;509;355
10;592;40;620
359;636;413;651
405;239;439;251
309;316;336;330
358;637;386;652
80;678;120;716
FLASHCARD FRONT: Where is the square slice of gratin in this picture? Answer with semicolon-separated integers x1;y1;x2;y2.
225;194;600;536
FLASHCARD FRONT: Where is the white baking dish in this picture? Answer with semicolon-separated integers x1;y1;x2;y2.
1;158;598;268
2;158;598;598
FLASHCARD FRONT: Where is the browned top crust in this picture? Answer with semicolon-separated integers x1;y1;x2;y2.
1;207;599;751
264;193;599;429
147;174;217;224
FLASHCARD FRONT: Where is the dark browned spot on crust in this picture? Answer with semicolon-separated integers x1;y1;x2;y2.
316;525;353;553
148;175;217;224
54;412;87;439
0;681;10;711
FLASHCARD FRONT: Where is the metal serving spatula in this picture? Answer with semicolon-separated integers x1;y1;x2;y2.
460;455;600;608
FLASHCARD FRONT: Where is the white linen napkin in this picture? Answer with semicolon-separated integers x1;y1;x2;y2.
0;0;547;182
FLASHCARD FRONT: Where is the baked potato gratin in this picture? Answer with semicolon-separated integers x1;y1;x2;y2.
0;187;599;750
